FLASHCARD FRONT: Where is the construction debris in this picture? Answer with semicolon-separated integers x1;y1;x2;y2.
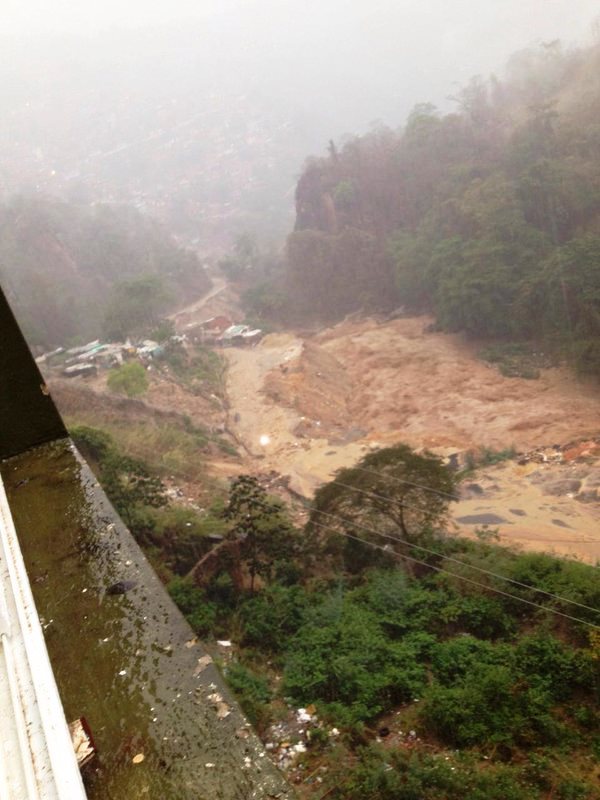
68;718;96;769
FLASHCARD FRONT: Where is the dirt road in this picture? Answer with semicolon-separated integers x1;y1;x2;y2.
225;316;600;562
168;276;228;326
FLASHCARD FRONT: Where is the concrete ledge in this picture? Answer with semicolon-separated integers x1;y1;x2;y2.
0;473;86;799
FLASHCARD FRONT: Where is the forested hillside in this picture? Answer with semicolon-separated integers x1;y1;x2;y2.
282;42;600;375
0;195;209;347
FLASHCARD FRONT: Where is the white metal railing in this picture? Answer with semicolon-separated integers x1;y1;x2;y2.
0;474;87;800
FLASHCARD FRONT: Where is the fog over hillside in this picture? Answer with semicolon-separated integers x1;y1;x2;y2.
1;1;598;244
2;8;600;800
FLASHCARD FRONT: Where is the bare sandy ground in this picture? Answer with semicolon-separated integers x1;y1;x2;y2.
318;316;600;451
225;334;366;497
225;317;600;563
454;460;600;563
56;308;600;563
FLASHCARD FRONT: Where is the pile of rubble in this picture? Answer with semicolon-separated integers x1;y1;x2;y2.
517;445;564;465
255;470;293;493
264;706;338;778
517;438;600;466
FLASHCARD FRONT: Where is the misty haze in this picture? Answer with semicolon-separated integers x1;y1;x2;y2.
1;2;600;798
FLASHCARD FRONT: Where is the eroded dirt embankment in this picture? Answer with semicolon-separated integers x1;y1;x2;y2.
225;315;600;562
304;316;598;451
51;306;600;563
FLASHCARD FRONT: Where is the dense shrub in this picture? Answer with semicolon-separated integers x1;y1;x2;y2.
283;596;429;723
167;577;217;635
71;424;114;463
237;584;311;651
430;636;512;685
107;362;149;397
420;663;561;748
225;662;272;731
326;746;538;800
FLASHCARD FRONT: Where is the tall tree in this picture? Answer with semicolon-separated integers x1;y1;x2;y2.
308;445;457;565
224;475;297;591
188;475;299;591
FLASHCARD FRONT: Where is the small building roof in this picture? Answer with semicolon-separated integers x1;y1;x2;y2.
221;324;249;339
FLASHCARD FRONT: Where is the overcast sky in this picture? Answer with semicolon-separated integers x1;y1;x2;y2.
2;0;599;231
3;1;598;122
4;0;598;51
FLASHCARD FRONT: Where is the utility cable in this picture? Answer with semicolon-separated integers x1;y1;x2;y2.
342;464;600;546
347;464;460;501
322;480;600;556
328;478;452;517
494;534;600;544
307;517;600;631
303;502;600;616
251;478;600;612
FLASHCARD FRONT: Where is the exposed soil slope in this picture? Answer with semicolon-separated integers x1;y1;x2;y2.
51;303;600;563
225;315;600;562
317;316;599;450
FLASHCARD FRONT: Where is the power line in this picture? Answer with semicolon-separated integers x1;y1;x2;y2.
342;464;460;501
307;517;600;631
464;518;600;548
255;475;599;613
329;478;451;517
330;467;600;544
318;473;600;544
494;534;600;544
304;503;600;616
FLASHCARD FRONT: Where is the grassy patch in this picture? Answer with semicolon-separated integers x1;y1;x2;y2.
462;445;517;473
479;342;557;380
67;407;237;482
165;343;227;398
68;416;210;481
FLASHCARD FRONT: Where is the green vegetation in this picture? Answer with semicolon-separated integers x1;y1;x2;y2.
107;362;149;397
103;276;172;341
169;538;599;798
70;429;600;798
478;342;556;379
127;444;598;800
71;425;167;522
219;232;262;281
286;227;394;320
0;195;209;347
278;41;600;377
242;281;287;322
222;474;300;590
218;231;288;323
167;577;218;634
309;445;457;549
324;745;598;800
178;475;303;607
70;424;226;575
105;421;212;480
224;661;273;733
461;445;518;473
219;232;283;284
65;388;234;483
150;319;176;343
164;343;227;400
